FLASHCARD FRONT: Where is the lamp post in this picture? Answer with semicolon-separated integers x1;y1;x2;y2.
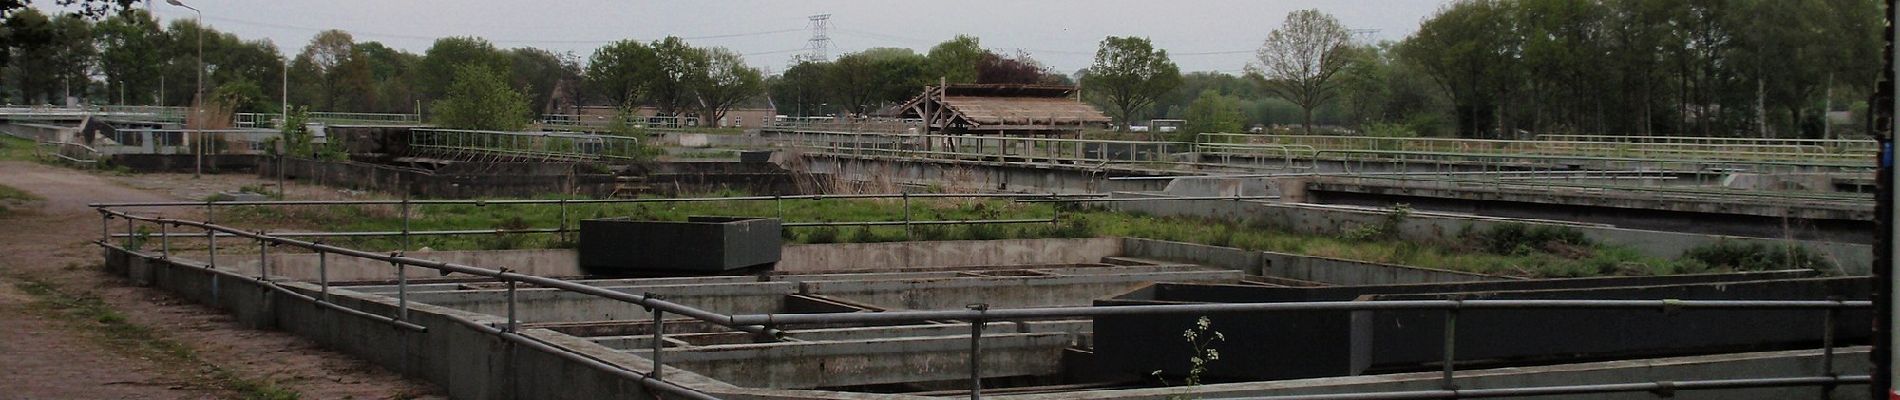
166;0;203;178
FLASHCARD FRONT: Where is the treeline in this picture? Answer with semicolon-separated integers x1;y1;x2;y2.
1150;0;1884;139
766;35;1071;117
1;8;771;129
3;0;1885;138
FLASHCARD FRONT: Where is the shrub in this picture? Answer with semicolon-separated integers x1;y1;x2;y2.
1472;223;1593;255
1679;240;1833;272
804;226;842;244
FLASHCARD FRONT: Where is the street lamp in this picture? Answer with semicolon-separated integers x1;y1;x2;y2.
166;0;204;178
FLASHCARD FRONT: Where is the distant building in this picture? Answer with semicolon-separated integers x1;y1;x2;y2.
894;84;1110;136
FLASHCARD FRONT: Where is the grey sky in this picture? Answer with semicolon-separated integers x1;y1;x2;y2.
114;0;1451;74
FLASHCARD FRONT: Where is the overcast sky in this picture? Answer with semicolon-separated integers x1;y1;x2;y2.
90;0;1452;75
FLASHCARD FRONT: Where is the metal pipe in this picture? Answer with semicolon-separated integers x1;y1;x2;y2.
88;193;1108;209
395;258;408;321
651;296;666;382
1223;375;1870;400
969;303;988;400
728;299;1869;326
506;279;518;332
94;209;780;338
159;221;170;257
257;238;269;280
318;250;328;302
1442;308;1458;390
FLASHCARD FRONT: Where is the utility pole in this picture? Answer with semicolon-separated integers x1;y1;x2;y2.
1874;1;1897;398
167;0;204;178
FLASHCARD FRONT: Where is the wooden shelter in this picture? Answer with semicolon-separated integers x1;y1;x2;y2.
896;84;1109;136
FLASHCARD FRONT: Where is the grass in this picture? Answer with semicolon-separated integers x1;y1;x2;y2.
10;272;301;399
211;192;1830;278
0;134;37;161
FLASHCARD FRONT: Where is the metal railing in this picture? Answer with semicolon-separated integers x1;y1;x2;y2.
768;129;1195;166
1199;132;1870;164
91;128;281;156
95;208;723;400
408;128;645;163
91;193;1869;400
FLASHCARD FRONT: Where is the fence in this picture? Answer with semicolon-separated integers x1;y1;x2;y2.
408;128;645;163
91;193;1870;400
768;129;1196;165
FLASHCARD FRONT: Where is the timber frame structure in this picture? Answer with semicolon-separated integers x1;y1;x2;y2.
897;83;1110;136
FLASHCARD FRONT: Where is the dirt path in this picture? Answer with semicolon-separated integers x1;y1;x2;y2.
0;161;437;399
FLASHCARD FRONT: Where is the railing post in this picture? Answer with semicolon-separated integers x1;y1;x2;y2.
648;292;666;382
775;195;784;219
206;225;217;268
124;217;134;248
559;199;571;244
257;237;269;281
903;192;913;240
100;213;110;244
1823;303;1839;398
400;193;412;251
159;220;171;258
506;278;519;332
968;303;989;400
1442;305;1459;390
317;249;329;302
393;255;408;321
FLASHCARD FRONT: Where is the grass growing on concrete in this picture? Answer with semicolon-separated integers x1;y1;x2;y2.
206;193;1819;278
10;273;302;399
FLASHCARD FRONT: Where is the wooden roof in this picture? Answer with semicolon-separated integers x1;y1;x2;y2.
898;84;1110;131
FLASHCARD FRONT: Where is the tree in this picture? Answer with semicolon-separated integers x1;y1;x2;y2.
691;47;763;127
1182;89;1243;140
1081;36;1181;133
975;50;1048;84
418;36;509;101
94;9;161;104
1250;9;1354;135
508;47;579;115
648;36;706;116
769;61;830;117
430;65;529;131
4;8;57;103
290;30;374;111
583;39;656;109
925;35;983;83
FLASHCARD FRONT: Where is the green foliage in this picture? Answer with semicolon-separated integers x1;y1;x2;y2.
1181;90;1244;141
1082;36;1183;133
925;35;984;84
1152;316;1224;390
1337;204;1410;242
1469;223;1594;256
585;39;657;108
418;36;512;100
1679;240;1834;273
430;65;530;131
1251;9;1354;134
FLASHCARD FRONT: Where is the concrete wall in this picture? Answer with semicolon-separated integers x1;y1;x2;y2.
244;248;583;282
101;243;736;400
1109;197;1875;276
778;238;1122;273
261;157;618;198
795;154;1170;194
997;347;1866;400
1121;238;1508;285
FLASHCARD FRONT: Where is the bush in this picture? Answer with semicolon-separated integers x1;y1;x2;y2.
803;226;841;244
1472;223;1592;255
1679;240;1833;272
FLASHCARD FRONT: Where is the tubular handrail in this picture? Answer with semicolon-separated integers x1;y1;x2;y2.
86;192;1107;209
725;298;1870;326
95;208;780;339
